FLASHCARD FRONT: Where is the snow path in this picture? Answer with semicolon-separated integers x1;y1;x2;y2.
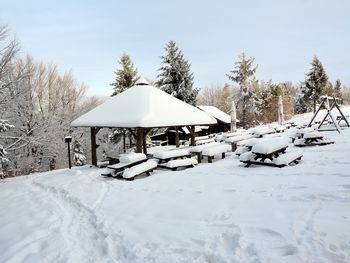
1;108;350;262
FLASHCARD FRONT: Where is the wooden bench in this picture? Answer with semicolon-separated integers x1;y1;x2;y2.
153;149;191;164
158;158;198;171
202;144;231;163
101;153;147;178
240;151;302;168
294;131;335;147
189;142;221;163
253;127;276;138
239;139;296;167
122;160;158;181
225;134;255;151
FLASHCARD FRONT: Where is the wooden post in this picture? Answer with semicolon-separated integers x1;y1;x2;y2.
142;128;147;154
186;125;196;146
123;129;126;153
175;127;180;147
136;128;143;153
90;127;98;166
231;143;237;152
129;131;132;148
307;98;325;127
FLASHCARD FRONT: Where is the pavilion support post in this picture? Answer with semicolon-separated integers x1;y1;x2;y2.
136;128;144;153
186;125;196;146
123;129;126;153
90;127;100;166
142;128;152;154
175;127;180;148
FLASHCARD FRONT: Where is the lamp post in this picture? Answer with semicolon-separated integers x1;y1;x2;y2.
65;136;72;169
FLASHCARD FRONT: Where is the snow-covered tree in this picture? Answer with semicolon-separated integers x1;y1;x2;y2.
110;53;139;96
227;52;259;127
0;120;14;178
157;40;198;105
334;79;342;99
300;56;329;112
73;140;86;166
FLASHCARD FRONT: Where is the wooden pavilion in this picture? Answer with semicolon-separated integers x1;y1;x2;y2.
197;105;239;133
71;79;217;165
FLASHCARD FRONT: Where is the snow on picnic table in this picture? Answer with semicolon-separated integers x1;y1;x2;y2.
1;109;350;262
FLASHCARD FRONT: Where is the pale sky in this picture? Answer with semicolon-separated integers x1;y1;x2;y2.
1;0;349;96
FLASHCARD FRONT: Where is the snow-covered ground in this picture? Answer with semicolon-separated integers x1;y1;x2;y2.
1;109;350;263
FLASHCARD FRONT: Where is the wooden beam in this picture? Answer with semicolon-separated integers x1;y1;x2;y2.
175;127;180;148
307;99;325;127
129;129;136;138
90;127;98;166
123;129;126;153
136;128;143;153
186;125;196;146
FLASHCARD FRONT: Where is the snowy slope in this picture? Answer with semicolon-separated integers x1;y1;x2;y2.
1;108;350;262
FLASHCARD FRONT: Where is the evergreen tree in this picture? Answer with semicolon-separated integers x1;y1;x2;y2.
300;56;329;112
334;79;342;99
227;52;259;128
73;140;86;166
156;40;198;105
323;81;335;97
110;53;139;96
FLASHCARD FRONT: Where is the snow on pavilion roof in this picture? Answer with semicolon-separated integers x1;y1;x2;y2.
197;105;232;124
71;84;217;128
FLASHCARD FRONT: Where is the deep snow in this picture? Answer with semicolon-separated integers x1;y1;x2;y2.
1;109;350;263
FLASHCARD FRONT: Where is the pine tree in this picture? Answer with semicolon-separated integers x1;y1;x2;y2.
334;79;342;99
227;52;259;128
156;40;198;105
301;56;329;112
73;140;86;166
110;53;139;96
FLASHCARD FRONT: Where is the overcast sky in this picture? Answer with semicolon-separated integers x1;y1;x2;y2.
1;0;349;96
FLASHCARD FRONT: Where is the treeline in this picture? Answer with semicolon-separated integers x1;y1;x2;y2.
0;25;100;177
111;41;348;129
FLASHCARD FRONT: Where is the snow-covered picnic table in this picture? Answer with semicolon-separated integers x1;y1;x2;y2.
102;153;148;177
153;148;191;163
189;142;221;163
239;138;302;167
252;127;276;137
201;144;231;163
225;134;256;151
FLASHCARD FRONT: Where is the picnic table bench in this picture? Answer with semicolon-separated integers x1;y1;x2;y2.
189;142;221;163
202;144;231;163
153;149;191;164
122;160;158;181
225;134;255;151
158;158;198;171
294;131;335;147
253;127;276;138
101;153;148;178
239;139;302;168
